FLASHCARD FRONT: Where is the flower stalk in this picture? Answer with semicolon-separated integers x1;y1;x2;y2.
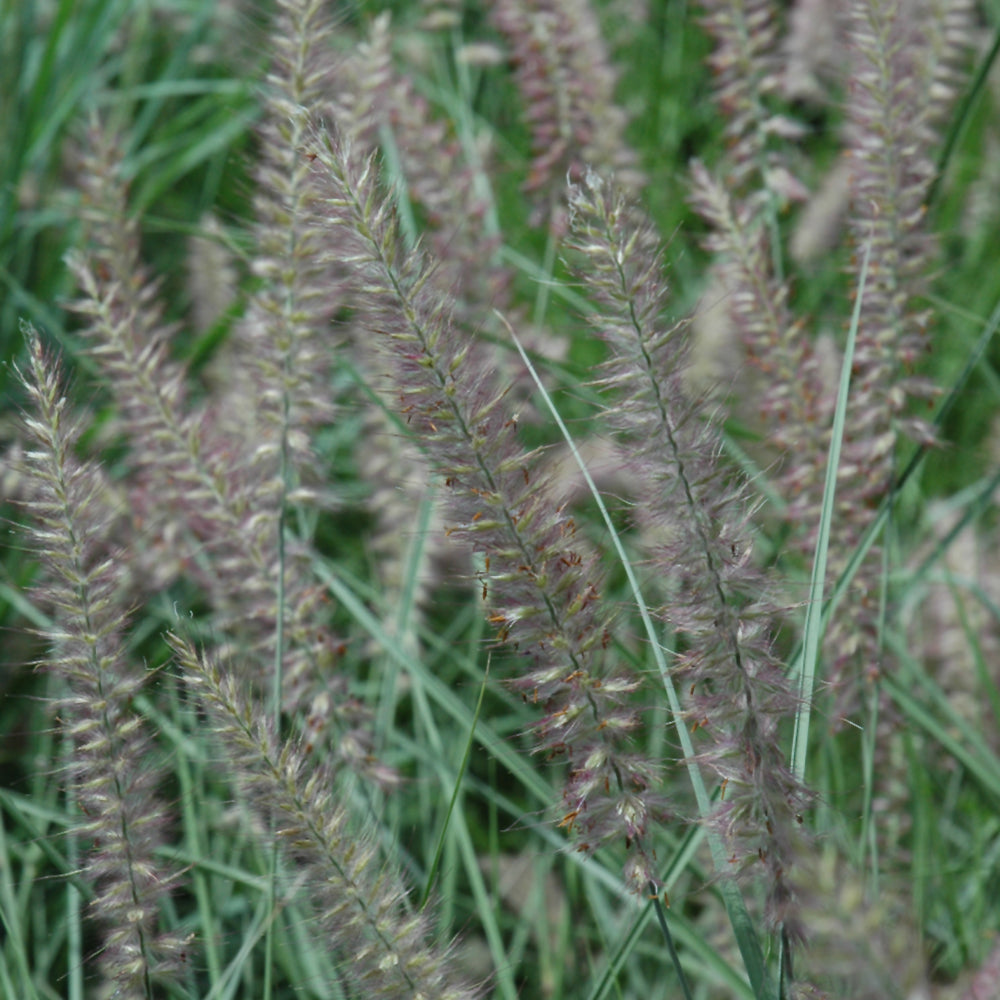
15;328;185;997
309;128;667;891
566;173;809;933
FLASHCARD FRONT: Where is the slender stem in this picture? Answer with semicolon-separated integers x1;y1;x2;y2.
650;884;694;1000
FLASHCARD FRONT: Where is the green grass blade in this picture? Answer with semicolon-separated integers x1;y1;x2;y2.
419;657;491;909
790;238;871;779
507;320;777;1000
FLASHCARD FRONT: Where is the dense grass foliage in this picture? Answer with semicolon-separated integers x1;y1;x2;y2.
2;1;1000;998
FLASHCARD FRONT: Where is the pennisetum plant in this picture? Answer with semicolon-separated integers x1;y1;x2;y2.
4;0;997;998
